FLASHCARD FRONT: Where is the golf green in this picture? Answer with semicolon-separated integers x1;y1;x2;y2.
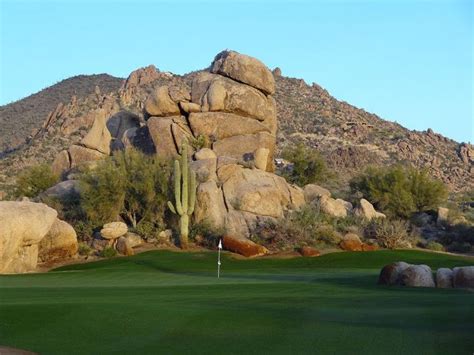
0;250;473;354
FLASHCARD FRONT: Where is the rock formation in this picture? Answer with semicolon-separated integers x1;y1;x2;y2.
49;50;305;252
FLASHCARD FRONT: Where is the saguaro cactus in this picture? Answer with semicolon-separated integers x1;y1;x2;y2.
167;141;196;248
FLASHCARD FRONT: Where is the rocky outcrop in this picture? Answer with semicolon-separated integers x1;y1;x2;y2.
38;219;78;263
68;144;106;168
51;150;71;177
80;109;112;154
100;222;128;240
0;201;57;273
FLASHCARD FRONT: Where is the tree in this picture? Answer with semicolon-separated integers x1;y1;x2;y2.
350;165;448;218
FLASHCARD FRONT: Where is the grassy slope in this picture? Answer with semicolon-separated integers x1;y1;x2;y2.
0;250;473;355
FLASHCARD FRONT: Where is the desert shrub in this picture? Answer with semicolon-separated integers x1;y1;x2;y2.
189;221;224;248
132;220;164;241
73;220;95;242
100;246;117;258
78;242;93;256
426;241;444;251
14;164;59;197
280;143;329;186
79;148;172;228
447;242;472;253
190;134;211;150
364;218;413;249
350;165;447;218
250;205;343;250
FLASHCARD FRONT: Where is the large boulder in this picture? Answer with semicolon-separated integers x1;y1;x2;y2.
211;50;275;95
68;145;107;168
194;180;227;229
452;266;474;289
303;184;331;203
51;150;71;177
378;261;411;285
188;112;270;140
222;235;268;257
212;132;275;172
41;180;80;201
100;222;128;240
38;219;78;263
400;265;435;288
0;201;57;273
436;268;453;288
319;195;349;218
80;109;112;155
221;165;301;219
144;86;180;117
353;199;386;220
191;73;276;123
147;117;178;159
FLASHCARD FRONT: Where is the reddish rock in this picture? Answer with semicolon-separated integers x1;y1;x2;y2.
299;246;321;257
222;235;268;257
361;243;379;251
339;233;363;251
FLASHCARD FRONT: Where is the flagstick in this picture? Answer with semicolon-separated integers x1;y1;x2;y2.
217;239;222;279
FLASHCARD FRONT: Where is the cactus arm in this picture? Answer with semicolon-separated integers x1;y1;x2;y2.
188;170;196;215
181;142;189;215
167;201;177;214
174;160;184;216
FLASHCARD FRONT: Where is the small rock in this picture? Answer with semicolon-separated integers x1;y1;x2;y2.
378;261;410;285
124;232;144;248
299;246;320;257
339;233;363;251
353;199;386;220
303;184;331;203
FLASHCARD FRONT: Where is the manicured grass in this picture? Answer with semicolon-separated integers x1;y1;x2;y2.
0;250;473;354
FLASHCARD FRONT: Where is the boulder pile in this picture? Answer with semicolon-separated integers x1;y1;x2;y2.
378;262;474;289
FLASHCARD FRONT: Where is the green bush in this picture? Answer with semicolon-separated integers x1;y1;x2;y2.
79;148;172;229
364;218;413;249
350;165;447;218
15;164;59;198
280;143;330;186
100;246;117;258
78;242;93;256
132;220;163;241
425;241;444;252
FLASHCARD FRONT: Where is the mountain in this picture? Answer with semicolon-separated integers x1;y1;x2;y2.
0;74;123;152
0;63;472;195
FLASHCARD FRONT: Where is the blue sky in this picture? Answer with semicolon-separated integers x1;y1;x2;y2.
1;0;472;142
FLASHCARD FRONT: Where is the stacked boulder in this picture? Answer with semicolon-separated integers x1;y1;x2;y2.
0;201;78;273
141;51;304;252
378;262;474;289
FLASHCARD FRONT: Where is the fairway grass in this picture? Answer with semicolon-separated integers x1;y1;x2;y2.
0;250;473;354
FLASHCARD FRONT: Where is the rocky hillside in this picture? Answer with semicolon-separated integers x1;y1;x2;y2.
0;74;123;152
0;58;472;195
